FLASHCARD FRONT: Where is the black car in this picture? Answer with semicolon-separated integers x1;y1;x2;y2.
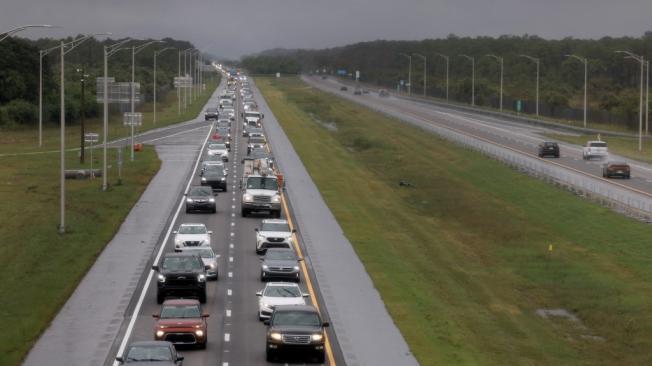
116;341;184;365
265;305;329;363
204;108;219;121
185;186;216;213
260;248;302;282
340;86;348;91
538;141;560;158
201;165;228;191
153;252;208;303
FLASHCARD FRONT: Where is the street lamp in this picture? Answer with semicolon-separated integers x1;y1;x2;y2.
484;54;504;112
153;47;175;125
519;54;540;116
0;24;55;42
182;48;194;111
414;53;427;97
398;53;412;96
459;54;475;106
435;53;449;102
103;38;133;192
129;40;165;161
616;51;645;151
565;54;589;128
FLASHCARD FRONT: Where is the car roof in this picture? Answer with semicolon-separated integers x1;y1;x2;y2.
262;219;289;224
607;161;628;165
179;223;206;227
163;252;201;258
266;282;300;287
265;247;295;253
162;298;200;306
128;340;174;347
274;304;318;313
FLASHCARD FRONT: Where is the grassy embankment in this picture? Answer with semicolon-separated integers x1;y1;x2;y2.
0;79;218;366
546;132;652;164
257;77;652;366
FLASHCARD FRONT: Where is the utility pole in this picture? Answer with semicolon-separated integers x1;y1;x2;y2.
520;54;540;116
616;51;645;151
435;53;449;102
77;66;88;163
459;54;475;106
414;53;427;97
399;53;412;95
153;47;174;125
485;54;504;111
565;55;589;128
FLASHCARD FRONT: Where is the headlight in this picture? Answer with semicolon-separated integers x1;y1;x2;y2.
311;333;323;342
271;195;281;203
243;194;253;202
221;177;226;181
156;330;165;338
209;198;215;203
174;239;182;245
197;274;206;282
186;198;193;203
195;330;204;337
208;263;215;269
201;177;207;181
293;266;300;271
157;274;166;283
270;332;282;341
261;303;271;309
262;264;269;270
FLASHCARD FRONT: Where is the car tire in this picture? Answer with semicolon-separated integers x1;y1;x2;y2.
198;341;207;350
212;207;217;214
156;291;165;304
626;174;631;179
315;351;325;364
223;186;228;193
241;208;248;217
199;290;207;304
273;210;281;219
185;207;190;214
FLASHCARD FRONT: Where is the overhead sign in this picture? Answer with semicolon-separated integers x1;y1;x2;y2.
173;76;193;88
96;78;140;104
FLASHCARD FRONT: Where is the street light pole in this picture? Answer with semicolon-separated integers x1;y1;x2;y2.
519;54;540;116
459;54;475;106
0;24;55;42
435;53;449;102
565;54;589;128
646;60;649;135
177;49;181;115
414;53;427;97
485;54;504;111
616;51;645;151
153;47;174;125
399;53;412;95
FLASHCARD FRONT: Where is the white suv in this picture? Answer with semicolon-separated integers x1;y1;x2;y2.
174;223;212;251
255;219;295;254
256;282;308;320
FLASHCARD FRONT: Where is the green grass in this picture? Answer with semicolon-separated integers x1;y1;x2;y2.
545;132;652;164
0;78;218;366
257;76;652;366
0;76;219;155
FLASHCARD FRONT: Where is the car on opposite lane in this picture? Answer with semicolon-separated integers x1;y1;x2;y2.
260;248;302;282
537;141;560;158
602;161;631;179
255;219;295;254
204;107;219;121
154;252;208;304
185;186;216;213
173;223;212;251
265;305;329;363
256;282;308;320
153;299;209;349
116;341;184;365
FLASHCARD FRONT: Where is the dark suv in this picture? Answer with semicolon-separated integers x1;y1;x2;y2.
204;108;219;121
537;141;560;158
185;186;216;213
265;305;329;363
153;252;208;304
201;166;228;191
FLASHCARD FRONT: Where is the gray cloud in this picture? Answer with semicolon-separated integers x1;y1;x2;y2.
2;0;651;58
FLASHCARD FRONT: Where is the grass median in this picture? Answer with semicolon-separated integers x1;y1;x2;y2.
257;76;652;366
0;79;218;366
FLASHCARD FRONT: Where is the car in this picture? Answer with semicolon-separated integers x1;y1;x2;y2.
260;248;302;282
537;141;560;158
185;186;216;213
116;341;183;365
256;282;308;320
378;89;389;97
248;129;265;139
153;252;208;303
255;219;295;254
221;108;236;121
216;127;231;141
204;107;219;121
181;247;218;280
247;136;266;155
321;75;327;80
207;143;229;162
582;140;608;160
153;299;209;349
201;165;228;191
216;118;231;127
265;305;329;363
353;88;362;95
219;98;233;109
201;159;227;175
243;102;257;111
340;86;348;91
173;223;212;251
602;161;631;179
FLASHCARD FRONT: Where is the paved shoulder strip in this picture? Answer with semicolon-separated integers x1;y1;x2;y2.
252;79;419;366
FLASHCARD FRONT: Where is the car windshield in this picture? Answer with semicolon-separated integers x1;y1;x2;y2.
265;286;301;297
261;222;290;232
265;250;297;261
209;144;226;150
160;304;201;318
189;187;212;196
162;257;203;271
125;345;172;362
223;109;235;113
247;177;278;190
204;155;221;162
273;311;321;327
178;225;207;234
204;167;225;175
249;137;265;144
187;248;215;258
218;128;230;135
245;112;260;118
543;142;557;146
590;142;607;147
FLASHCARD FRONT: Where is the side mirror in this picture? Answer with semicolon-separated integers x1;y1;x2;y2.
116;356;124;363
263;320;270;325
152;265;159;271
202;313;210;318
172;231;178;234
302;293;310;298
254;228;259;232
323;322;330;327
292;229;297;233
208;231;213;235
177;356;184;362
256;291;263;297
152;313;159;318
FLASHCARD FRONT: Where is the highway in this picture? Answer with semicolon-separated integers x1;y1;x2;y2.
304;76;652;217
107;77;344;365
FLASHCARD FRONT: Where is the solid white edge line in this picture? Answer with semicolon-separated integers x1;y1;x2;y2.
111;118;216;365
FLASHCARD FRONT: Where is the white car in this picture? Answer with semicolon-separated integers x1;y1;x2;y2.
201;160;227;175
207;143;229;161
255;219;294;254
173;223;212;251
181;247;219;280
221;108;236;121
256;282;308;320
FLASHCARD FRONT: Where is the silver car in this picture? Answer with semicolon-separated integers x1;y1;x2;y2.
181;247;219;280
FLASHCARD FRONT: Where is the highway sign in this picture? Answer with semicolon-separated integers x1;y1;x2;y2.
123;112;142;127
174;76;193;88
96;78;140;104
84;132;99;143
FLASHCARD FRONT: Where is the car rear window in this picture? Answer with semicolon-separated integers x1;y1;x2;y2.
590;142;607;147
160;304;201;318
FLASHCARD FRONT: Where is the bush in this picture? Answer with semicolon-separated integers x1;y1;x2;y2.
2;99;37;126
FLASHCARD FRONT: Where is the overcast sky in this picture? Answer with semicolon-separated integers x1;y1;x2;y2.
2;0;652;58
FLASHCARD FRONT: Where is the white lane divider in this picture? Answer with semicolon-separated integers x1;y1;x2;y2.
228;271;233;278
226;309;231;317
229;256;234;262
224;333;230;342
227;289;232;296
229;243;234;249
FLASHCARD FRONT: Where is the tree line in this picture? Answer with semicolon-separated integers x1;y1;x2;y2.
241;33;652;129
0;36;198;127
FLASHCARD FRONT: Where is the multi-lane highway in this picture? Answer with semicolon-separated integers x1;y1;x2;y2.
305;76;652;217
107;76;344;366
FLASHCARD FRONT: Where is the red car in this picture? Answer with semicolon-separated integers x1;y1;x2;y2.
153;299;209;349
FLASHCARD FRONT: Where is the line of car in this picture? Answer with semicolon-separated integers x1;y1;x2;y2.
537;140;631;179
117;72;329;365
